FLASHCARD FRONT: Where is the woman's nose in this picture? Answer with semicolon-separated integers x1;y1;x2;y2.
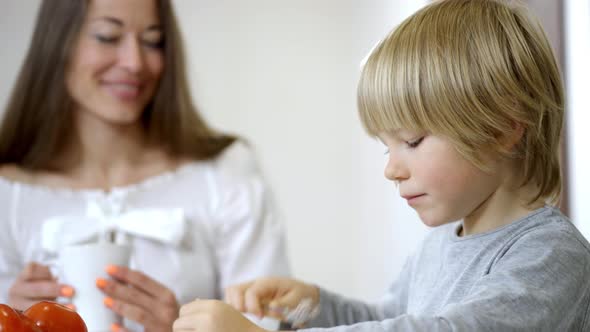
118;38;144;73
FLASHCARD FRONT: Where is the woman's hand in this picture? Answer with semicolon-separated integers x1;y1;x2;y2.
9;262;74;310
173;299;266;332
97;265;179;332
224;277;319;320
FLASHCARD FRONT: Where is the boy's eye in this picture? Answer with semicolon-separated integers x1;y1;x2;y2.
406;137;424;148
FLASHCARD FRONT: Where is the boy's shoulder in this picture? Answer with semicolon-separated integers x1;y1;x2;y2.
510;206;590;241
422;207;590;256
484;207;590;273
508;207;590;253
492;208;590;288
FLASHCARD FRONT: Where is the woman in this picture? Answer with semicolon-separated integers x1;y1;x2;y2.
0;0;290;331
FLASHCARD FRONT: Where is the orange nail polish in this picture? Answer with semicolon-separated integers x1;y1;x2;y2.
110;323;120;332
106;265;118;275
104;297;114;308
60;286;75;297
96;278;108;289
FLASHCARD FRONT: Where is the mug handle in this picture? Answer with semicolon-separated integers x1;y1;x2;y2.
33;249;71;305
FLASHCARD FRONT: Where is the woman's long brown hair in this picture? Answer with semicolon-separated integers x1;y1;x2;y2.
0;0;236;170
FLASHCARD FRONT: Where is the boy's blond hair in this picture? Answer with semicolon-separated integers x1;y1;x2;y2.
358;0;564;204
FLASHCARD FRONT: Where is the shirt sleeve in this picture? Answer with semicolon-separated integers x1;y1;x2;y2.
300;227;590;332
210;142;291;293
305;255;413;329
0;180;23;303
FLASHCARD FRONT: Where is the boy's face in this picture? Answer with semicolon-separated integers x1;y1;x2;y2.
379;130;501;227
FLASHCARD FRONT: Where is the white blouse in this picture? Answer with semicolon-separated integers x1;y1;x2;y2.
0;142;290;316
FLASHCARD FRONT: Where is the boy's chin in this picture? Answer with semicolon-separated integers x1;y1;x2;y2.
418;212;454;228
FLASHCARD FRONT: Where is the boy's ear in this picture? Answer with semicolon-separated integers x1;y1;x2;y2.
500;121;525;151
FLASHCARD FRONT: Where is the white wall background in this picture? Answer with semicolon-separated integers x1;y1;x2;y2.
0;2;39;109
175;0;429;300
0;0;428;301
565;0;590;239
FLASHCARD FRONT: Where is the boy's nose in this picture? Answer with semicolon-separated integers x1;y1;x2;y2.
384;155;409;182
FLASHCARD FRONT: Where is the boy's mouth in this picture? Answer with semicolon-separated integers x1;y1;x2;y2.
402;194;426;205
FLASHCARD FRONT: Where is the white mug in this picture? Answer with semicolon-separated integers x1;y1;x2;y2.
58;243;132;332
244;313;281;331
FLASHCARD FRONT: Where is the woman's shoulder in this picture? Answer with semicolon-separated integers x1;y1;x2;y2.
211;140;262;179
0;164;33;203
0;163;34;183
0;164;74;193
196;141;271;201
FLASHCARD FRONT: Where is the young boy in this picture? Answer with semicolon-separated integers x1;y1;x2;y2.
172;1;590;331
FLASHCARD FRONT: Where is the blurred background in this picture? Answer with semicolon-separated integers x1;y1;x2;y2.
1;0;588;301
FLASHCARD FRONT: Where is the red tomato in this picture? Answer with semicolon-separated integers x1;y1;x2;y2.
24;301;87;332
0;304;25;332
0;304;42;332
17;312;43;332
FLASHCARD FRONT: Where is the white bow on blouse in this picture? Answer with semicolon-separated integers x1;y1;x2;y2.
41;198;186;253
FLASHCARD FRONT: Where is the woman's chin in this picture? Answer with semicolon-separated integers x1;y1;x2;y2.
85;107;145;126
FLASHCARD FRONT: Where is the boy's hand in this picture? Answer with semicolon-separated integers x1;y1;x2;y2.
173;299;265;332
224;277;319;320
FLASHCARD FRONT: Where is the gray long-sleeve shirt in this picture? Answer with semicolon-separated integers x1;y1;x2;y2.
303;206;590;331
